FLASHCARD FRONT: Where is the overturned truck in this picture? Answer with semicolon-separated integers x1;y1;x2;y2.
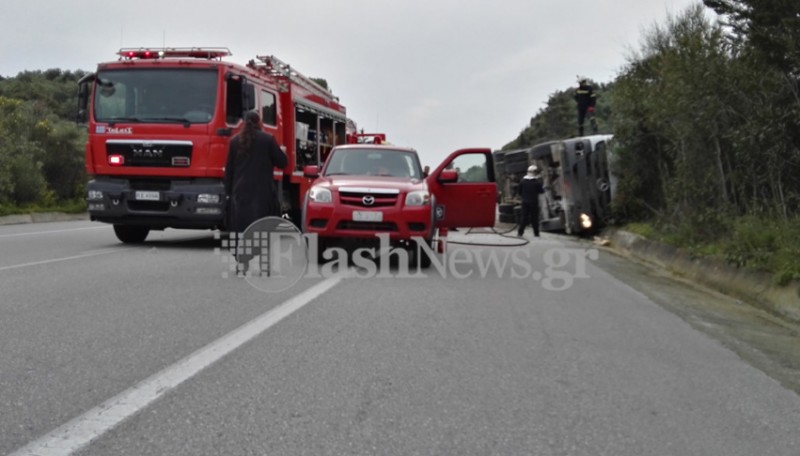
496;135;614;235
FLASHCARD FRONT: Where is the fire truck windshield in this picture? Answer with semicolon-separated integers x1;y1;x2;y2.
94;68;217;124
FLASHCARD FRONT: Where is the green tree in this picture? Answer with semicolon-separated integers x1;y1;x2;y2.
0;69;86;121
703;0;800;76
0;97;48;205
0;95;86;206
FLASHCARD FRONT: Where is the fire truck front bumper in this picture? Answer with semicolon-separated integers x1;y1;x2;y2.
86;177;226;229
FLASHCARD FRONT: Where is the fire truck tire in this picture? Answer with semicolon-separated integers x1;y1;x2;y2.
113;225;150;244
498;203;515;215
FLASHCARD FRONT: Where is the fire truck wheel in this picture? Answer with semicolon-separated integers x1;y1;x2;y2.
113;225;150;244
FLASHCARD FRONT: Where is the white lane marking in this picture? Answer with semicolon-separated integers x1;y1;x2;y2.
0;249;126;272
0;226;106;239
9;274;346;456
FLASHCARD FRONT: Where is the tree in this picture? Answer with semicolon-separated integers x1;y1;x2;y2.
704;0;800;76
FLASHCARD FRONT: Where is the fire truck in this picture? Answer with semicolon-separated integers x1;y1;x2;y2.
78;47;354;243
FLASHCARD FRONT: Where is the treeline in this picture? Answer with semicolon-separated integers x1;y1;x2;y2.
504;0;800;281
0;69;87;210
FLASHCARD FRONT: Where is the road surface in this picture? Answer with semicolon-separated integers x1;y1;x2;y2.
1;221;798;455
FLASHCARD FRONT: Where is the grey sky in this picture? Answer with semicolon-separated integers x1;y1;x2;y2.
2;0;699;166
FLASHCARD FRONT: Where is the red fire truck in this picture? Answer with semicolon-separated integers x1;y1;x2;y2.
78;47;354;243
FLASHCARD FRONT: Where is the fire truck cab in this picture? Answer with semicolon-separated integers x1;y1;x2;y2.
79;47;351;243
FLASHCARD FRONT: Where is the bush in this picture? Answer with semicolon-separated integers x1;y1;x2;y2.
0;96;86;206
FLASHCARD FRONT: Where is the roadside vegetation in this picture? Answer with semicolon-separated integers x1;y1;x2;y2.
504;0;800;283
0;69;88;215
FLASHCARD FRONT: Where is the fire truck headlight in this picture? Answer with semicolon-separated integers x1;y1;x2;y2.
580;213;593;229
87;190;104;201
309;186;332;203
197;193;220;204
405;190;430;207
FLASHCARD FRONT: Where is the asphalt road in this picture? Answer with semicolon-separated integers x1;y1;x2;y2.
1;221;799;455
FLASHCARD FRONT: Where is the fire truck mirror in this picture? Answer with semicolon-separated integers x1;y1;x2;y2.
76;83;90;124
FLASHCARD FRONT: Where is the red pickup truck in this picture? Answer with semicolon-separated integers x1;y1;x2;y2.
301;144;497;267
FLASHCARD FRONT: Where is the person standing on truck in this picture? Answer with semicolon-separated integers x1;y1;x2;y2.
574;76;598;136
516;165;545;238
224;111;288;268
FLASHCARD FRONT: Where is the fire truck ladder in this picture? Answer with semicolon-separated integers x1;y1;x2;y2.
254;55;337;100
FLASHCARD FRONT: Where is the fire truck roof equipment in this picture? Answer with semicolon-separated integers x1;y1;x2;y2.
117;47;232;61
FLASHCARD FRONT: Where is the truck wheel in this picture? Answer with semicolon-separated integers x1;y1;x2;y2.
314;238;330;264
113;225;150;244
411;239;433;269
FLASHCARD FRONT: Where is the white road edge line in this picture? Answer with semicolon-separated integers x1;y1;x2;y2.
0;226;106;238
9;274;346;456
0;249;127;272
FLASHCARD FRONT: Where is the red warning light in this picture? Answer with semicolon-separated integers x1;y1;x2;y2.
108;154;125;166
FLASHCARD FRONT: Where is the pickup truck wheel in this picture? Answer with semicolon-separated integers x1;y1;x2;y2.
315;238;330;264
113;225;150;244
411;239;432;269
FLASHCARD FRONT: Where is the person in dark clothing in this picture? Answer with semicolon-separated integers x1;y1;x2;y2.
574;76;598;136
516;165;545;238
224;111;288;232
223;111;288;272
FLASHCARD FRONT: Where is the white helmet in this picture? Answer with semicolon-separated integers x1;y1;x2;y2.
527;165;539;174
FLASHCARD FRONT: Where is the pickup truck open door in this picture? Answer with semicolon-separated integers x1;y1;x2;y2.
426;148;497;228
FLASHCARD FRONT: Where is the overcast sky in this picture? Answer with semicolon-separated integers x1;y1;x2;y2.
3;0;700;166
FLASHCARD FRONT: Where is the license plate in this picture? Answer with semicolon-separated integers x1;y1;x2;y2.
353;210;383;222
135;191;161;201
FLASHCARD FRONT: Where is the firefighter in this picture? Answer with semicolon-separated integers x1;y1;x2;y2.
516;165;545;238
574;76;598;136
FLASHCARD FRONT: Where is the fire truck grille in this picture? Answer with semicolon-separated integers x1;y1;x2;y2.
106;141;193;167
337;221;398;232
339;193;397;208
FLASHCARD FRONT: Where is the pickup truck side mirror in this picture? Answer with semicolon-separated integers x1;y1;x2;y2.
303;165;319;178
438;169;458;183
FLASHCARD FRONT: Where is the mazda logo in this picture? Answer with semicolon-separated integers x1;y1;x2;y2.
362;195;375;206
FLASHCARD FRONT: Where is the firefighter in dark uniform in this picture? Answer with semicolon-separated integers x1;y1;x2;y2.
575;76;598;136
516;165;545;238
